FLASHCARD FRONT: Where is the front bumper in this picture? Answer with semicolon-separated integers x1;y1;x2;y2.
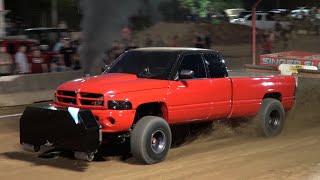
20;103;101;153
92;109;136;133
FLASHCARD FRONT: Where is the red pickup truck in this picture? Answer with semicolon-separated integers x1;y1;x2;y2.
20;47;296;164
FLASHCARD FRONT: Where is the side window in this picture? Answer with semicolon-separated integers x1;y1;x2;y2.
266;14;273;21
203;54;228;78
247;15;252;20
179;54;206;79
257;15;262;20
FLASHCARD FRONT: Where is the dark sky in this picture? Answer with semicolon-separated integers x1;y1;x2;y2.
244;0;320;10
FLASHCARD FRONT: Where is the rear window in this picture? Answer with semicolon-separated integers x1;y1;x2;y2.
203;54;228;78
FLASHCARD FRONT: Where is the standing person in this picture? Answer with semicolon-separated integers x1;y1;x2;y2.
144;33;153;47
154;35;165;47
15;46;29;74
0;45;13;76
53;38;65;53
274;21;282;40
281;30;289;51
204;31;212;49
59;39;76;70
168;35;179;47
103;40;123;66
121;25;131;48
261;31;272;54
109;40;123;60
194;31;204;48
125;40;139;51
28;49;48;74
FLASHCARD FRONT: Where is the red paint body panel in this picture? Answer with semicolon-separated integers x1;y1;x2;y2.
230;76;296;118
167;79;212;123
54;73;296;133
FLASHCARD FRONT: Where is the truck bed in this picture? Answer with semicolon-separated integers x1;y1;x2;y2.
228;70;281;78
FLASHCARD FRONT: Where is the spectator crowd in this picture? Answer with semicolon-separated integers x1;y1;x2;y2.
0;36;81;76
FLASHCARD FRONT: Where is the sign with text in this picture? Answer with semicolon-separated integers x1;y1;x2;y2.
260;51;320;69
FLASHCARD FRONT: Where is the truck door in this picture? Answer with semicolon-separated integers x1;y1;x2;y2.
203;53;232;119
167;53;212;123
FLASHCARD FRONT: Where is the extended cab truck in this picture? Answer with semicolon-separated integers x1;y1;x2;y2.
20;48;296;164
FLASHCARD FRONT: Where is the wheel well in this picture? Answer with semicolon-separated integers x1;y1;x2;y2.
133;102;168;124
263;92;282;101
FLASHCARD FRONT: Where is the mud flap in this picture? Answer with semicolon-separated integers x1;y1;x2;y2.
20;103;101;153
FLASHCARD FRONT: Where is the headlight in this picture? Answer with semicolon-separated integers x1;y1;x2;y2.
108;100;132;110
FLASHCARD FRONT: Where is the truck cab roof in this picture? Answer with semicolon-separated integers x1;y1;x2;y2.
130;47;220;54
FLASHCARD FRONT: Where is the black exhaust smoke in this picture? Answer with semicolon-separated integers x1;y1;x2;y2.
79;0;165;76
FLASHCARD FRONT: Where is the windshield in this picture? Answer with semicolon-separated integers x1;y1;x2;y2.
106;51;179;80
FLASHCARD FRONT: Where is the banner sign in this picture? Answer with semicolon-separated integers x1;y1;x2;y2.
260;51;320;69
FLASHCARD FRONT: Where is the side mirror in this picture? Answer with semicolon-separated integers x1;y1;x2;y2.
179;70;194;79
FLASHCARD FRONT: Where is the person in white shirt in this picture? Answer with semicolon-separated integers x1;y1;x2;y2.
15;46;29;74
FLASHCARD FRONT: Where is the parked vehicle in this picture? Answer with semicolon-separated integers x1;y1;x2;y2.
230;12;291;30
269;9;290;16
20;47;297;164
289;8;310;19
230;11;263;23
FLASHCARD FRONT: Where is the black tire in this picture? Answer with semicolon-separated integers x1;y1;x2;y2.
130;116;172;164
253;98;285;137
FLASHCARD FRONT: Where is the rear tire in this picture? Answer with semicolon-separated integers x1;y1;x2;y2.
130;116;172;164
253;98;285;137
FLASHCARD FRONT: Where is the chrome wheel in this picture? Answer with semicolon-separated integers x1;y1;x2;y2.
268;110;281;130
150;130;166;154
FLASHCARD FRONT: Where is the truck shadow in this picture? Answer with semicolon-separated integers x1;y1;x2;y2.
97;119;251;165
0;151;89;172
96;121;218;165
1;120;252;168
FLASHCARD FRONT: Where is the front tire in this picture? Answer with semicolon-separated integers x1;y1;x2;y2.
254;98;285;137
130;116;172;164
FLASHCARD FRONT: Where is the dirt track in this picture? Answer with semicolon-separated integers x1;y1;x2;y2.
0;34;320;179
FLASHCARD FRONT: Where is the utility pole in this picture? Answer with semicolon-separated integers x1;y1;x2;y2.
51;0;58;27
